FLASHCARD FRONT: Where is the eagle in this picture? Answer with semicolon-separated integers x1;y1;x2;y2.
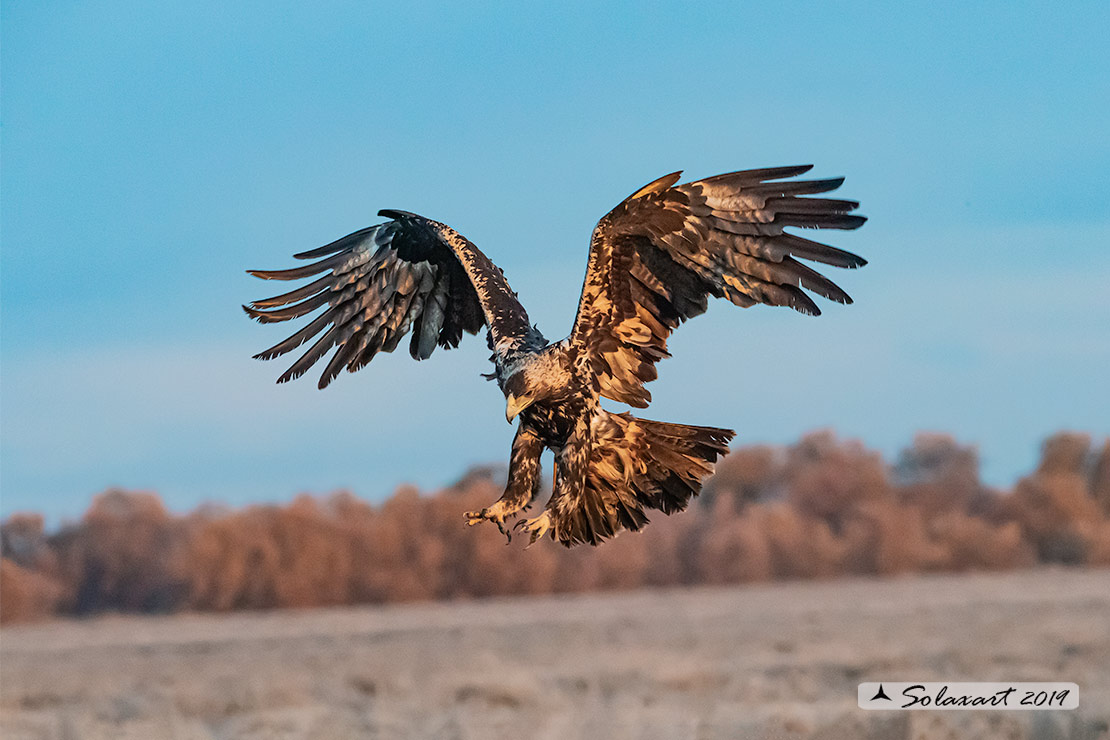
244;165;866;546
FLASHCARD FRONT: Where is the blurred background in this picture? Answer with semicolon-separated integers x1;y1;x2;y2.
2;2;1108;739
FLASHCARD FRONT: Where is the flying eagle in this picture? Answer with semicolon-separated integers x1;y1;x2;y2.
244;165;866;546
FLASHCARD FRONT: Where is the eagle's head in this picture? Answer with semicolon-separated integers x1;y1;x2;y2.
501;349;572;422
503;370;536;422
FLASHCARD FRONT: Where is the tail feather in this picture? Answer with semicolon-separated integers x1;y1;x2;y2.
553;411;734;546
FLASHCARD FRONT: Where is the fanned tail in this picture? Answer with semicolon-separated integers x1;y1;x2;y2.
555;411;734;546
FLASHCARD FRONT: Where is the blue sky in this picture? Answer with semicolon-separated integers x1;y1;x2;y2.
3;1;1108;521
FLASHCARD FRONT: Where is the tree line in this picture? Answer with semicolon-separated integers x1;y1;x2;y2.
3;430;1108;623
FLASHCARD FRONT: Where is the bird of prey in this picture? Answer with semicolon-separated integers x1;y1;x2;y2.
244;165;866;546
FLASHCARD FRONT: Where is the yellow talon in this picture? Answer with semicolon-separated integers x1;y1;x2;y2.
515;511;552;547
464;502;516;542
464;508;489;527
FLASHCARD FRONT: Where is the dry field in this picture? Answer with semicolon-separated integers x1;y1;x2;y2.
2;568;1108;740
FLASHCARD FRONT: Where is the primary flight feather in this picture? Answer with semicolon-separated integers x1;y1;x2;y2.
244;165;866;546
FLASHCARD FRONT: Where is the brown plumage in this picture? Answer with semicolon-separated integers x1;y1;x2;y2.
572;165;865;408
245;165;866;546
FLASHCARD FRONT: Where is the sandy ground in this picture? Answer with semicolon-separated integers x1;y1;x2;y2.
1;568;1108;740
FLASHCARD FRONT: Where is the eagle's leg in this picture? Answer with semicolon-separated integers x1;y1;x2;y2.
517;426;591;546
464;424;543;540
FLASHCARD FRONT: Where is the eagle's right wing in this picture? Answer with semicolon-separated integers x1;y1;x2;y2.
244;210;542;388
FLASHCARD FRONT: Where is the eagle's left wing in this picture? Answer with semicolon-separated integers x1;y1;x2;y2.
569;165;866;407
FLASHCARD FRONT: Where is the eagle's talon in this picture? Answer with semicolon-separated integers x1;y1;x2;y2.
464;508;489;527
465;502;518;544
518;512;552;548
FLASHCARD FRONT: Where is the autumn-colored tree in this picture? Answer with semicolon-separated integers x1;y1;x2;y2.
2;430;1107;623
2;513;55;569
51;490;188;614
783;431;887;530
694;494;773;584
0;559;64;622
893;433;982;517
1087;440;1110;517
927;512;1034;571
1007;434;1105;564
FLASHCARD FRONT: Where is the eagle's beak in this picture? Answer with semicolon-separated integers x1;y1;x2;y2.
505;393;532;423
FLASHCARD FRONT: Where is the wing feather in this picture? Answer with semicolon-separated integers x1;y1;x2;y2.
245;214;543;388
569;165;867;406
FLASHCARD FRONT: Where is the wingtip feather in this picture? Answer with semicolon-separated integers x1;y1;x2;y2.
626;171;684;201
378;208;422;221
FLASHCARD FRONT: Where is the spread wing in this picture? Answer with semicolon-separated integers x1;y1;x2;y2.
569;165;867;407
244;210;542;388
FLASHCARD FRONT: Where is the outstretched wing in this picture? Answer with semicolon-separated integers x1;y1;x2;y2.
244;210;542;388
570;165;867;407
